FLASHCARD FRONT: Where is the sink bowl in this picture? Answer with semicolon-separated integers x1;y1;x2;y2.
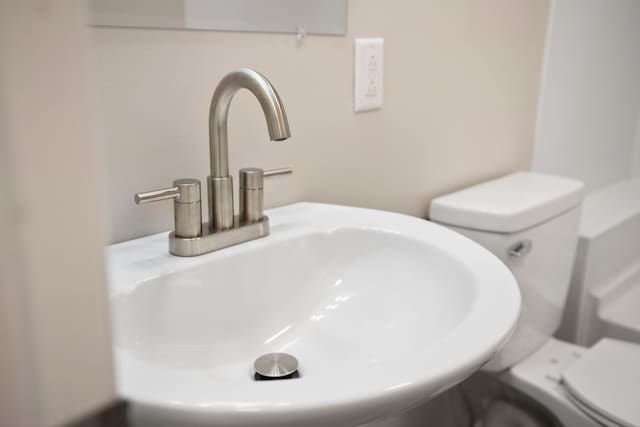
106;203;520;426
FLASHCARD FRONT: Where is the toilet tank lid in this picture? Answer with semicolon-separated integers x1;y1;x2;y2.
429;172;584;233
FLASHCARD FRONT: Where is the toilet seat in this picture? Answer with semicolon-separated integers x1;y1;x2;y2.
561;339;640;427
502;338;640;427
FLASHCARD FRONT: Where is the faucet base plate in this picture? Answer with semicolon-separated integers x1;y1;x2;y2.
169;216;269;257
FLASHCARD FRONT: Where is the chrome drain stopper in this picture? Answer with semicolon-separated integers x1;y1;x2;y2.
253;353;299;381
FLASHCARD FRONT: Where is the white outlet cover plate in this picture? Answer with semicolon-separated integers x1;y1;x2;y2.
354;37;384;112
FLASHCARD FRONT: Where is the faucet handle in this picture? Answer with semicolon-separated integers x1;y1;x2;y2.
263;167;293;178
135;179;201;204
135;186;180;204
134;179;202;238
238;167;292;224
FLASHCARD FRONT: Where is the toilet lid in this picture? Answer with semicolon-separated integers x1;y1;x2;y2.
566;392;622;427
562;338;640;427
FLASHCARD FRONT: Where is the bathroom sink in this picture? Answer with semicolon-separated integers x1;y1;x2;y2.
106;203;520;427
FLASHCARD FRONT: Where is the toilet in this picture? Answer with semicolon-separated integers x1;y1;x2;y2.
429;172;640;427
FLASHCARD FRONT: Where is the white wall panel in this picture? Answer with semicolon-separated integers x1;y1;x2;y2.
533;0;640;191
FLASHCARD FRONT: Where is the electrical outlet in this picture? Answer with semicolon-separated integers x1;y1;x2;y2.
354;37;384;112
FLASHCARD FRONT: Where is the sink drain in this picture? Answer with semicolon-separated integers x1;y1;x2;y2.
253;353;299;381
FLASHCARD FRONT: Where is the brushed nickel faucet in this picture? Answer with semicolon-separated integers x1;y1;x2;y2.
134;68;292;256
208;68;290;231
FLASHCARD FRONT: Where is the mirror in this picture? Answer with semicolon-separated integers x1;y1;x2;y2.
88;0;348;36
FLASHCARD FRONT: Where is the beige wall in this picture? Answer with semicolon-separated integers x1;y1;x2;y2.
634;112;640;177
0;1;116;426
93;0;550;243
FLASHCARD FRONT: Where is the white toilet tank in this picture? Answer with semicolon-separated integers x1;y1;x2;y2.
430;172;584;371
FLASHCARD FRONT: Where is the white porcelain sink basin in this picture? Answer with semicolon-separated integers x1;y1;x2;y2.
106;203;520;427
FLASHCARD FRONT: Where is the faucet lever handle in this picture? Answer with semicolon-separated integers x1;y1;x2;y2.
134;179;203;238
135;186;180;204
238;167;292;225
135;179;202;204
263;167;293;178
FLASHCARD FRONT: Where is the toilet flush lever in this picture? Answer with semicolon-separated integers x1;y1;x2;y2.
508;239;533;257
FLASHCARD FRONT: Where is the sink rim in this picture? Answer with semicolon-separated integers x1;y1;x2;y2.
106;202;520;425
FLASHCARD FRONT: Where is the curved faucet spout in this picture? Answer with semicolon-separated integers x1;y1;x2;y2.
208;68;291;178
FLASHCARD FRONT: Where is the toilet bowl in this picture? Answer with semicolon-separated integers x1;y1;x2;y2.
430;172;640;427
